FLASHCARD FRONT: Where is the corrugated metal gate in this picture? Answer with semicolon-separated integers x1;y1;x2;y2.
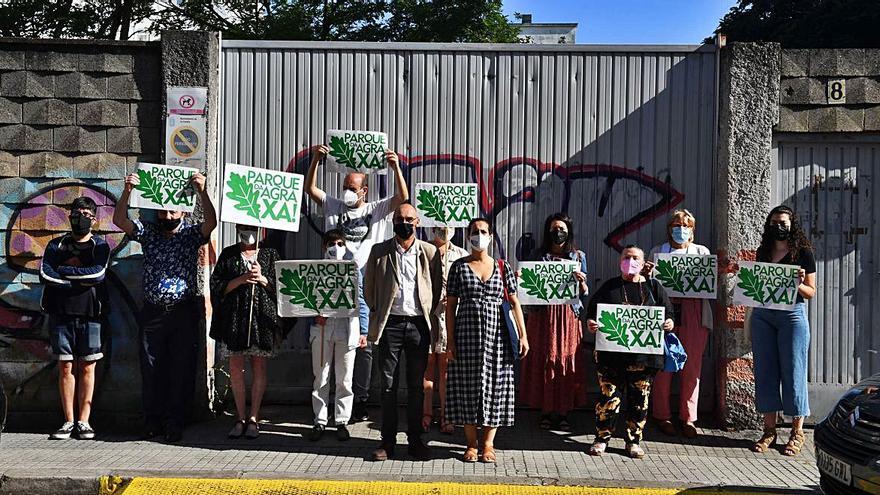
219;41;719;406
772;134;879;421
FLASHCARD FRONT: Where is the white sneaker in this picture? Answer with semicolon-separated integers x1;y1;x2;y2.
75;421;95;440
49;421;75;440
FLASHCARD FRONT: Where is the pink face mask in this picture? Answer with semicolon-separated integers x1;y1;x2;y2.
620;258;642;276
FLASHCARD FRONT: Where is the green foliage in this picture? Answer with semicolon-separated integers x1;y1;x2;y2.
709;0;880;47
416;189;447;223
225;172;261;220
598;310;629;349
655;259;685;293
134;169;164;204
0;0;154;39
328;135;358;169
737;266;766;304
519;267;549;301
278;268;318;312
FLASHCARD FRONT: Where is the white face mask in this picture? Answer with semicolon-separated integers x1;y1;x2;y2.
238;230;257;245
342;189;361;208
469;234;492;252
326;245;345;260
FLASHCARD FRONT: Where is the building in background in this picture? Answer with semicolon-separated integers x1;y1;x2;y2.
514;13;577;44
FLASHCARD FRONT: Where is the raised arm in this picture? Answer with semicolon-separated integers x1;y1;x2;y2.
191;172;217;239
113;173;139;237
305;145;329;204
386;150;409;210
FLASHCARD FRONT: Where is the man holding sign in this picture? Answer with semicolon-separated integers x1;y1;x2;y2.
584;245;674;460
305;143;408;424
113;170;217;443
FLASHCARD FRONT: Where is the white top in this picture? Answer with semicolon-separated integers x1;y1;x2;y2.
390;241;423;317
321;192;394;268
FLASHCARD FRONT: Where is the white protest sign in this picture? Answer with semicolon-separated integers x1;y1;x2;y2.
595;303;666;355
516;261;579;305
733;261;799;310
326;130;388;174
221;163;304;232
275;260;359;318
130;163;198;212
414;183;479;227
166;86;207;167
652;253;718;299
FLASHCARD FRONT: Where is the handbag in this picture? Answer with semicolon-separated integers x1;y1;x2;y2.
663;332;688;373
497;259;521;360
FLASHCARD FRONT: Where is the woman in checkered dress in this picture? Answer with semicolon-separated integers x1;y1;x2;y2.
445;218;529;464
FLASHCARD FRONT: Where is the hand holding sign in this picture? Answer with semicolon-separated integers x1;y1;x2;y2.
221;163;305;232
326;130;389;174
733;261;799;310
516;261;579;305
595;304;666;355
130;163;199;212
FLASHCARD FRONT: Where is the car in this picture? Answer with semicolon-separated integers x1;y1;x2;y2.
815;374;880;495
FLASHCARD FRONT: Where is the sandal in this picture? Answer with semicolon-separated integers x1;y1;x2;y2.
539;415;553;430
421;414;433;432
588;441;606;456
783;429;805;456
462;447;478;463
244;419;260;439
751;428;777;453
439;416;454;434
480;444;496;463
228;419;246;439
626;443;645;459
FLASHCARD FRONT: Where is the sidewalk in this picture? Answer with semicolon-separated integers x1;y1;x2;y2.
0;406;819;493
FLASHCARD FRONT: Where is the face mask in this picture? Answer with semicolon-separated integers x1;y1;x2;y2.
69;215;92;236
394;222;415;240
326;245;345;260
158;217;181;232
550;229;568;246
342;189;361;208
469;234;492;252
620;258;642;276
238;230;257;245
772;224;790;241
671;226;691;245
432;227;453;242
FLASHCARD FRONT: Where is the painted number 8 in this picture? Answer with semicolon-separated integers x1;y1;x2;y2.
829;81;845;102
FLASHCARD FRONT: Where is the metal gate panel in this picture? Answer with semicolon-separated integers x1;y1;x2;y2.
772;134;879;421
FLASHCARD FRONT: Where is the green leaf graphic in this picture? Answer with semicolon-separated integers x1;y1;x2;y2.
134;169;164;204
416;189;447;223
225;172;261;220
519;267;549;301
278;268;318;312
655;259;685;293
328;135;358;169
737;266;766;304
598;310;630;349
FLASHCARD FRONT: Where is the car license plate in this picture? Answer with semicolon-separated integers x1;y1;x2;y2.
817;448;852;485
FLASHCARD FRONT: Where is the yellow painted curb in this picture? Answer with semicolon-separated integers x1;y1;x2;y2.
97;477;784;495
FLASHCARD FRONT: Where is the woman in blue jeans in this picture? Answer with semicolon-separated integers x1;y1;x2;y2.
749;205;816;457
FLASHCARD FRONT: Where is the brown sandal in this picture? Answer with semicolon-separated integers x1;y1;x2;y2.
751;428;777;453
439;416;454;434
480;444;496;463
462;447;478;463
783;429;805;456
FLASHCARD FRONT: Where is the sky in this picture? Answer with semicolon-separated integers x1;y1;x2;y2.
502;0;739;45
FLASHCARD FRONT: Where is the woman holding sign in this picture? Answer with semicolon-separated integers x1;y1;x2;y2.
209;224;281;440
520;213;589;431
646;209;713;439
585;245;674;459
446;218;529;463
749;205;816;457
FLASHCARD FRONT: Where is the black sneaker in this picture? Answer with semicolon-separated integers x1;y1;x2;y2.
308;424;325;442
350;403;369;423
49;421;75;440
336;424;351;441
75;421;95;440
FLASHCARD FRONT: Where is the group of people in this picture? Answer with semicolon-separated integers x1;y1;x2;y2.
38;148;817;461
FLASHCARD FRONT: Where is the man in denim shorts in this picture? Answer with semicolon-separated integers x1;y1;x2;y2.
40;196;111;440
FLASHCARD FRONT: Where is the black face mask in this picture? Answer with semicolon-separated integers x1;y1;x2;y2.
69;215;92;236
394;222;415;240
771;224;790;241
550;229;569;246
159;217;182;232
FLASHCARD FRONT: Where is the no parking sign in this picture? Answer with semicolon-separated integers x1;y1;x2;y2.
166;87;207;166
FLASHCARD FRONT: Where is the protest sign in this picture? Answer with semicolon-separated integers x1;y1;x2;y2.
275;260;359;318
516;261;579;305
595;303;666;355
414;183;479;227
652;253;718;299
733;261;799;310
221;163;304;232
130;163;198;212
326;130;388;174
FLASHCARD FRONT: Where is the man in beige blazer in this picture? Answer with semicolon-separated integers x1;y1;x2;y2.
363;203;440;461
